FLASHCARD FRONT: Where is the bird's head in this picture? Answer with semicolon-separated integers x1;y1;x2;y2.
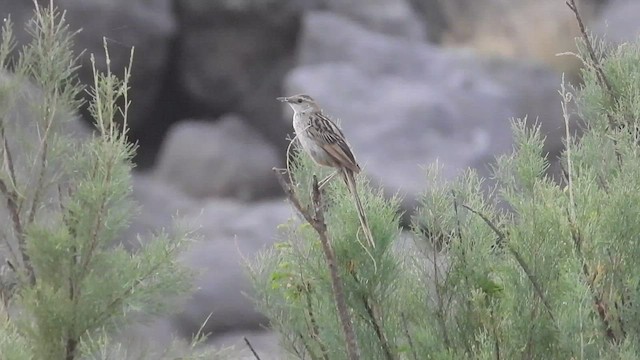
277;94;320;113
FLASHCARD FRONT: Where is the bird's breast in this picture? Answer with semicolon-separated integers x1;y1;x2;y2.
292;114;332;166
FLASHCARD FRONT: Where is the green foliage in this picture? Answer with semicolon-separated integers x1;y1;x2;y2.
251;146;404;359
577;34;640;133
251;25;640;360
0;3;212;359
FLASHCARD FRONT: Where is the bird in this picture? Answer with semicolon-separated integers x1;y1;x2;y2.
277;94;375;248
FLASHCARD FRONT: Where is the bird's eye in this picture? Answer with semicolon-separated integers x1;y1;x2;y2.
297;99;303;103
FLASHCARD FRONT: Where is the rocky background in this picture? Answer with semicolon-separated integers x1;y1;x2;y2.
3;0;640;358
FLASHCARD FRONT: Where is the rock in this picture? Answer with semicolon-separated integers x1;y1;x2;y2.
3;0;177;133
119;173;196;249
154;115;282;201
307;0;427;40
593;0;640;43
285;12;564;216
111;318;177;358
172;199;291;336
175;0;301;151
115;321;283;358
406;0;449;42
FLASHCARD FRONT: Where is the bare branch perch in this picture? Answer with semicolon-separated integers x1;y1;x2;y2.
274;168;361;360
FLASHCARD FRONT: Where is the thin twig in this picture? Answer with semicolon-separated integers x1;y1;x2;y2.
288;244;328;360
1;128;18;199
304;282;330;360
424;191;460;350
461;204;556;323
27;138;48;226
0;127;34;284
560;75;576;222
244;337;262;360
90;239;184;328
353;277;394;360
274;168;361;360
401;313;418;360
566;0;627;136
560;75;621;342
0;179;21;251
297;332;322;360
566;0;612;93
78;154;115;279
522;302;541;360
569;219;618;343
345;256;393;358
28;84;59;229
490;306;501;360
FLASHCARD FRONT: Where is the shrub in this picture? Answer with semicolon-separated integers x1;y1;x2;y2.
251;4;640;359
0;3;217;359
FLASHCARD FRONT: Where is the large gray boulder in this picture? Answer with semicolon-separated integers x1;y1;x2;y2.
285;12;564;215
154;115;282;201
175;0;302;151
172;199;291;336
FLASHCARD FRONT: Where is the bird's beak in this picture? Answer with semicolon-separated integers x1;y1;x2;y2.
276;96;290;103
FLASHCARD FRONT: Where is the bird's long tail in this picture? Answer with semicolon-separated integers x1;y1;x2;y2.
343;169;375;248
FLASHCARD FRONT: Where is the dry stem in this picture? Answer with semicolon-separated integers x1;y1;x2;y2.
274;168;361;360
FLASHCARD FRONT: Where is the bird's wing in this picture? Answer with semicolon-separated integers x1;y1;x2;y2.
310;113;361;173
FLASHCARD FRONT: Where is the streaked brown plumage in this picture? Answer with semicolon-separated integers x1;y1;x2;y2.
278;94;375;248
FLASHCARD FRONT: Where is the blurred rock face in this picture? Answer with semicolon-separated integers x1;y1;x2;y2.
2;0;637;357
594;0;640;43
154;116;282;201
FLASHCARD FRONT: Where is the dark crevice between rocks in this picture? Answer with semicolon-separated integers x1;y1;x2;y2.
129;36;192;169
130;1;208;170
